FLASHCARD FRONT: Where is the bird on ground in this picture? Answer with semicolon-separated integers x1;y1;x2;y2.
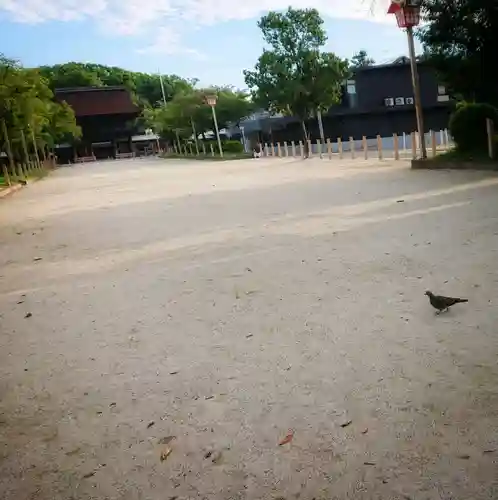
425;290;468;314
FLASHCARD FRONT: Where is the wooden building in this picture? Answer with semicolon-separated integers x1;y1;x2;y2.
239;60;453;146
54;86;140;162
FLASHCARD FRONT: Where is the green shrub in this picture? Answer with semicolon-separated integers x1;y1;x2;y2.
449;102;498;152
201;140;244;154
222;140;244;153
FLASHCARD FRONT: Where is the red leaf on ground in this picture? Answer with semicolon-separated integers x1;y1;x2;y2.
278;429;294;446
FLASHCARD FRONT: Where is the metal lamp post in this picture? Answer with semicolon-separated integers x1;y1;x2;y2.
240;126;247;152
388;0;427;159
205;94;223;157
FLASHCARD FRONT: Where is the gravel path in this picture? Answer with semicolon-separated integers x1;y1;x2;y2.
1;157;498;500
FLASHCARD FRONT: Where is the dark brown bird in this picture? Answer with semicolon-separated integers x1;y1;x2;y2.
425;290;468;313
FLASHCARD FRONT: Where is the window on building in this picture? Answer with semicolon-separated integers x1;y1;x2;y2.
346;80;357;107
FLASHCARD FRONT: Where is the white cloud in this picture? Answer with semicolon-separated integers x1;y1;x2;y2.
0;0;393;57
135;27;207;59
0;0;393;28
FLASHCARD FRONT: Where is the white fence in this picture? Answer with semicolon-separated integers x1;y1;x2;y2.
260;129;453;160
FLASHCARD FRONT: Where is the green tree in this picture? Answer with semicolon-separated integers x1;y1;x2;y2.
214;87;255;129
39;62;195;108
42;101;82;150
0;54;81;170
39;63;104;89
143;87;254;147
243;8;349;156
350;50;375;68
418;0;498;105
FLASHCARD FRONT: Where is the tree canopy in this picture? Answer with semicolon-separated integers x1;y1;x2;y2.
38;62;195;107
243;8;349;153
418;0;498;105
0;55;81;165
142;87;255;142
350;50;375;68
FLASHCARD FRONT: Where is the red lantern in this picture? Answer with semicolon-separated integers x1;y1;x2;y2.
388;0;421;28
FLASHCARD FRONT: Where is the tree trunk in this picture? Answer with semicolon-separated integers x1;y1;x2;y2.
301;119;310;159
1;119;13;186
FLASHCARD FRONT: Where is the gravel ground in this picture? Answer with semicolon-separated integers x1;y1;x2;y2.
1;157;498;500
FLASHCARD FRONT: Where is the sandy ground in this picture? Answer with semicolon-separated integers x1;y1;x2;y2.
1;156;498;500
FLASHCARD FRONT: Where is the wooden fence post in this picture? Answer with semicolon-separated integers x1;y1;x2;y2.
327;138;332;159
349;137;355;159
202;142;206;155
393;133;400;160
487;118;495;159
338;138;343;159
291;141;296;157
277;142;282;157
283;141;288;157
403;132;407;154
377;135;383;160
188;144;193;156
317;139;322;159
411;132;417;159
307;140;312;157
363;136;368;159
210;143;215;157
430;130;437;157
299;141;304;157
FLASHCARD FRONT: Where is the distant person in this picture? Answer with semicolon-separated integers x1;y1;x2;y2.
253;147;262;158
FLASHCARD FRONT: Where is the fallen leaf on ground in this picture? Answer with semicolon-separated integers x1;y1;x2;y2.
160;447;173;462
364;461;376;466
457;454;470;459
278;430;294;446
361;428;369;434
204;450;213;459
82;471;96;479
158;436;176;445
33;257;43;261
24;312;32;319
483;449;496;454
340;420;352;428
397;199;405;203
246;334;254;338
147;421;155;429
211;450;223;464
169;371;179;375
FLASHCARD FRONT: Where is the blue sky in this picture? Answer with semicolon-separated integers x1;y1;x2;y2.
0;0;422;89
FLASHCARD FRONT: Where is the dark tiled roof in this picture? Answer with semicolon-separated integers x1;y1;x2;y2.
55;87;139;117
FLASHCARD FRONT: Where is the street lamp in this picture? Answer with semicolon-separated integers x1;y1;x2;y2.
240;126;247;152
205;94;223;157
388;0;427;159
